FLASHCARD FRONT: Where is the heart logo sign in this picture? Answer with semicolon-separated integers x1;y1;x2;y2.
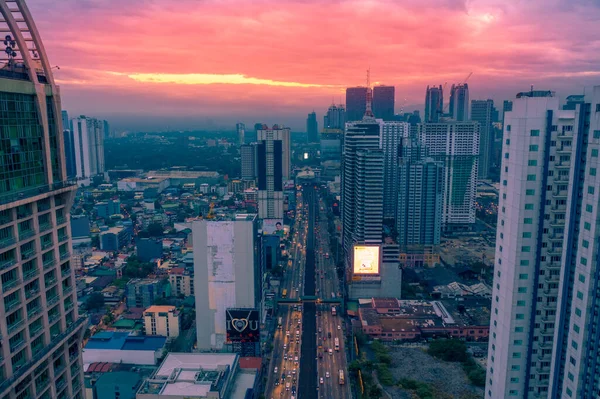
232;318;248;333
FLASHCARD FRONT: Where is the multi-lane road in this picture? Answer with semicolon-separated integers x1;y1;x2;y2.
265;185;349;399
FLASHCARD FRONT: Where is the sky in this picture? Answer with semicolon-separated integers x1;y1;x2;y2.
28;0;600;131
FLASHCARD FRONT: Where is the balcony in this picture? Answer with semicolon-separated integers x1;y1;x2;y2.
0;258;16;271
30;323;43;338
0;237;15;249
69;352;79;364
48;312;61;324
41;240;53;250
45;277;57;287
4;298;22;313
20;249;36;261
10;339;25;352
2;278;21;292
25;287;39;298
23;269;38;282
543;301;558;311
63;286;73;296
64;301;74;311
28;306;42;319
19;229;35;240
7;319;24;334
55;376;66;391
43;258;55;269
36;378;50;394
39;223;53;233
58;234;69;243
59;251;70;261
47;295;60;306
61;268;71;278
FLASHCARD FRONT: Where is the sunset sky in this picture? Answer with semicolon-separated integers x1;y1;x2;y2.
29;0;600;131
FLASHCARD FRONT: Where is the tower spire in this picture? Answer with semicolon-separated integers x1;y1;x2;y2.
363;68;374;119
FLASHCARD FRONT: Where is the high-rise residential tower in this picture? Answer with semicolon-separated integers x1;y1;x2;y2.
324;104;346;129
0;2;85;398
346;87;368;122
425;85;444;122
381;121;410;219
193;215;259;350
256;125;290;219
236;122;245;145
486;87;600;399
62;110;77;180
418;122;479;229
373;85;395;120
306;111;318;143
449;83;470;121
240;144;256;180
471;99;496;179
68;116;105;179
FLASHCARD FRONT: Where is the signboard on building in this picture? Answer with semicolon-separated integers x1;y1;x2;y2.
262;218;284;236
226;308;260;343
353;245;380;275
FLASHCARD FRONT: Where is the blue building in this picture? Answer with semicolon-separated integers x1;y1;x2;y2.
126;278;171;309
62;110;77;179
94;371;142;399
100;226;131;251
96;199;121;219
70;214;91;238
136;238;163;262
261;234;280;271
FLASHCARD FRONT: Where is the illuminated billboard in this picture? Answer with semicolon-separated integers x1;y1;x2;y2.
226;308;260;343
353;245;380;275
262;218;284;236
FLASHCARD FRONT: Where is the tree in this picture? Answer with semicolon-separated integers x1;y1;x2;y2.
85;292;105;311
427;338;468;362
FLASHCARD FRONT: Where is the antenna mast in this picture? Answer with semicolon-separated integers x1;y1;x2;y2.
364;68;374;119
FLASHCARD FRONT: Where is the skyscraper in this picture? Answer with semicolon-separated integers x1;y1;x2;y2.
373;85;395;120
502;99;513;122
240;144;256;180
397;156;443;246
471;99;496;179
424;85;444;122
346;87;368;122
193;215;259;350
418;122;479;229
449;83;470;121
381;121;410;218
324;104;346;129
62;110;77;179
0;2;85;398
256;125;290;218
306;111;318;142
486;87;600;399
70;116;105;179
236;122;245;145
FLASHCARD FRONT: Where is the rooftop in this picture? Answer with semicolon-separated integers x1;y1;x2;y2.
85;332;166;351
145;305;177;314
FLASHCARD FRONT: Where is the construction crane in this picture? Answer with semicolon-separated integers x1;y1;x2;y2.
441;72;473;115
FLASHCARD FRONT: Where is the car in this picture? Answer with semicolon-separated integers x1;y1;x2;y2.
320;377;324;384
298;319;301;324
329;348;333;355
275;380;279;386
323;336;326;341
283;344;287;350
286;382;291;391
274;366;278;374
318;327;322;333
286;331;290;336
284;354;288;360
294;356;298;363
328;332;331;338
292;368;297;374
296;330;300;336
338;325;341;330
295;288;299;292
326;371;330;378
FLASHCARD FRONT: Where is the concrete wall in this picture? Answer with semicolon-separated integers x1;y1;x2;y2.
82;348;158;365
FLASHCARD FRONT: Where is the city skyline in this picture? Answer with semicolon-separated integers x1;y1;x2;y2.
27;0;600;131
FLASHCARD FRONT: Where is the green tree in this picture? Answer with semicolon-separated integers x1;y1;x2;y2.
85;292;105;311
427;339;468;362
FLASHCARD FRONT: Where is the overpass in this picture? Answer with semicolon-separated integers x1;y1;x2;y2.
277;296;344;312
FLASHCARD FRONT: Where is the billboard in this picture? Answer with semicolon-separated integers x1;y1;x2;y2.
263;218;284;236
353;245;380;275
226;308;260;343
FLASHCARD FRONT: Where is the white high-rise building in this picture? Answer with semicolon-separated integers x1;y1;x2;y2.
256;126;290;219
70;116;105;179
193;215;259;350
418;122;479;229
486;88;600;399
381;121;410;219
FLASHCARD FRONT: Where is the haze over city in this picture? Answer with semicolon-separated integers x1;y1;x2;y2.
29;0;600;131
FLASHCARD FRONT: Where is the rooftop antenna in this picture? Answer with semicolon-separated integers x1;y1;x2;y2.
363;68;374;119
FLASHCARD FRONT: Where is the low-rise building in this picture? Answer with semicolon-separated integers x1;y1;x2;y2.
144;305;181;338
136;353;258;399
126;278;171;309
100;226;131;251
83;332;167;365
93;371;142;399
136;237;163;262
357;298;489;342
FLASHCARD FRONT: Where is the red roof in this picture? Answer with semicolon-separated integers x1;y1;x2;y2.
86;362;114;373
239;357;262;370
169;267;185;275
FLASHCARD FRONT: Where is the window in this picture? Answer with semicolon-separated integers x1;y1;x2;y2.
526;189;535;196
577;291;584;300
572;340;578;350
509;390;519;396
591;168;597;176
584;222;591;231
582;240;589;248
568;372;574;381
586;204;593;213
510;377;519;383
529;145;539;151
516;314;525;320
511;365;521;371
515;327;524;333
531;129;540;136
524;218;533;224
517;300;526;307
523;232;532;238
519;274;528;280
573;324;580;333
594;130;600;139
592;149;599;157
527;174;536;181
506;139;510;145
507;125;511;132
579;274;585;283
589;186;595;194
524;204;534;210
512;352;521;358
528;160;537;166
522;246;531;253
518;287;527;293
503;180;508;186
567;388;573;397
575;308;582;317
581;257;588;266
570;356;576;366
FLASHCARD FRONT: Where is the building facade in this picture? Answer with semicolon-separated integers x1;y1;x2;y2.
449;83;470;121
193;215;259;350
381;121;410;219
306;111;318;143
125;279;171;309
236;122;245;145
320;129;343;161
418;122;479;229
0;2;85;398
143;305;180;338
324;104;346;129
240;143;257;181
346;87;368;122
471;99;496;179
425;85;443;123
168;267;194;297
373;85;395;120
68;115;105;179
486;88;600;399
256;126;290;219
